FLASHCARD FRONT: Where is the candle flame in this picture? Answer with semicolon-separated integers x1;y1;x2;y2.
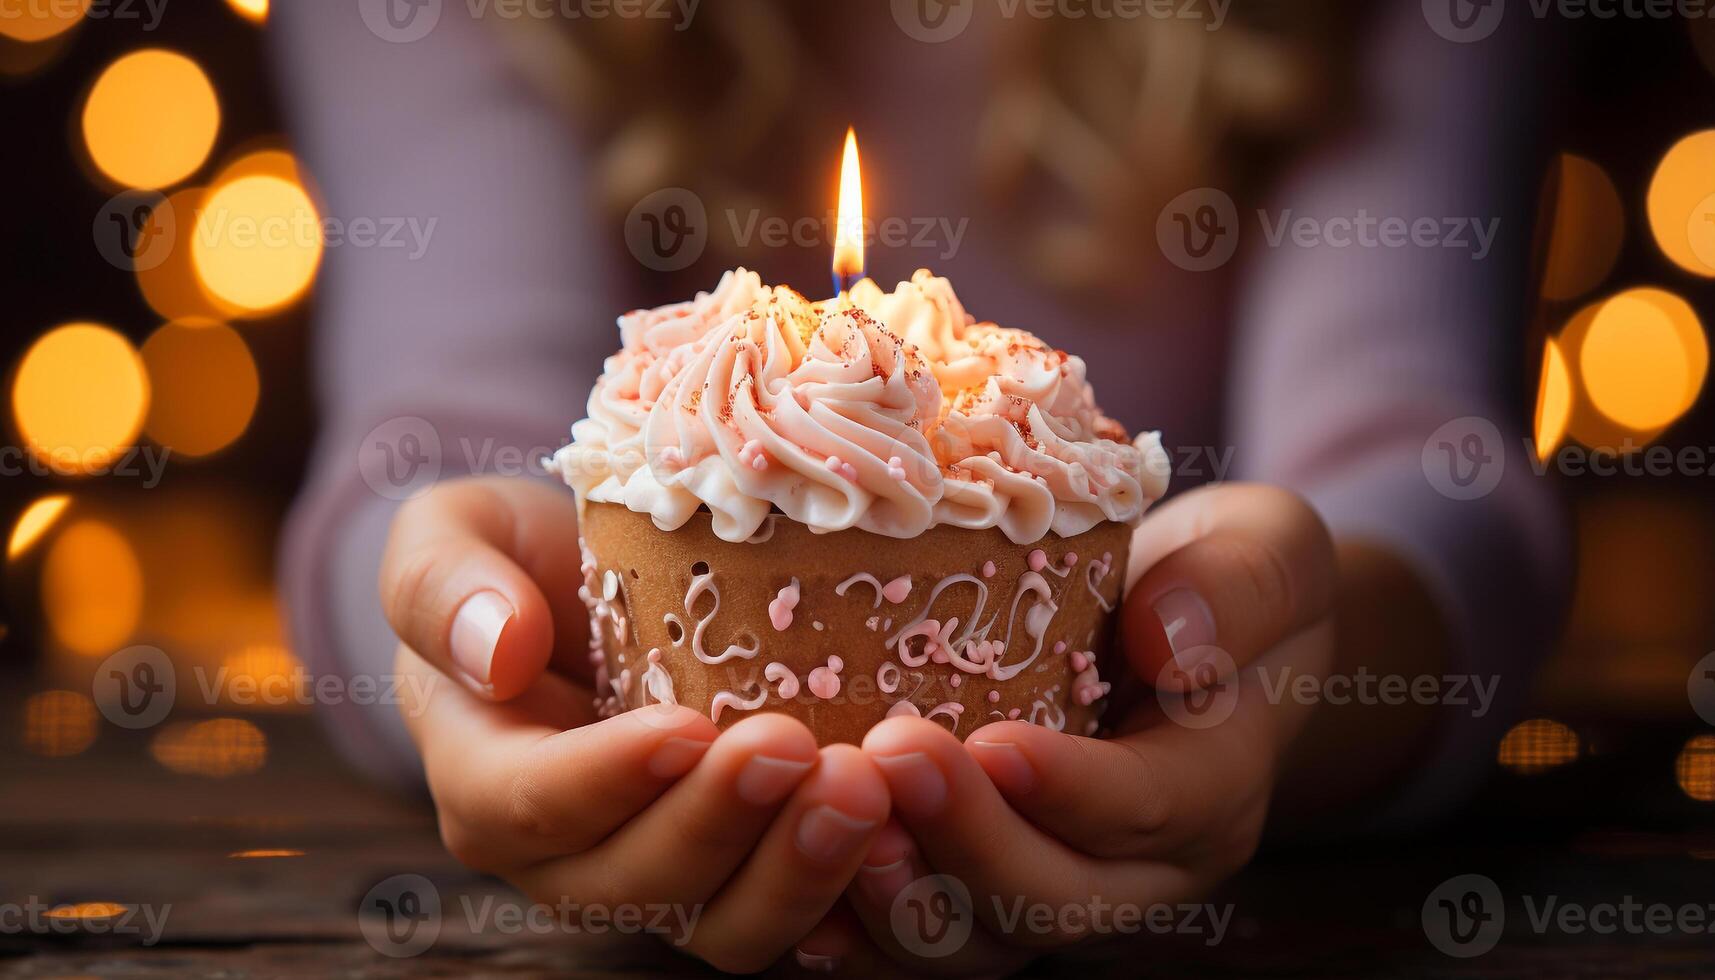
833;127;864;292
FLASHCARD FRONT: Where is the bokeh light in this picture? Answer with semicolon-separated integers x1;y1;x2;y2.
1497;718;1581;774
1677;735;1715;803
22;690;98;758
150;718;267;776
140;319;260;457
1541;154;1624;302
225;0;268;22
1579;288;1707;432
12;323;149;474
134;186;244;321
192;172;322;315
43;903;130;922
1647;130;1715;276
0;0;90;42
8;494;70;559
42;519;142;655
1533;337;1572;460
221;644;305;712
81;49;220;190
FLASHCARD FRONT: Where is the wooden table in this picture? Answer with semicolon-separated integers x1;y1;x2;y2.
3;715;1712;977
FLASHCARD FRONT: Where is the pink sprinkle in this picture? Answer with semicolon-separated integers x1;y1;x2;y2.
768;579;799;632
1028;549;1048;572
808;657;843;699
750;456;768;471
1063;552;1077;566
881;575;912;604
1007;708;1022;719
981;561;996;578
950;675;962;688
886;456;907;480
1069;651;1089;672
987;690;1000;704
825;456;858;481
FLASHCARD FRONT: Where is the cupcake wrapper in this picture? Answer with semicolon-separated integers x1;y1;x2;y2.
577;502;1131;746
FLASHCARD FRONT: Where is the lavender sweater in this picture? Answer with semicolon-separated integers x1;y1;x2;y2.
273;1;1567;825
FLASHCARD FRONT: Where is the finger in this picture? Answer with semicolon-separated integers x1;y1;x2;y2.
963;717;1262;864
683;744;890;973
380;477;590;699
1122;483;1335;689
536;714;820;923
843;821;1024;976
790;901;871;974
399;645;718;871
862;717;1191;944
969;621;1330;867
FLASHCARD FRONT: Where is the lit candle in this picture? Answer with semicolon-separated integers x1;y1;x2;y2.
832;127;865;301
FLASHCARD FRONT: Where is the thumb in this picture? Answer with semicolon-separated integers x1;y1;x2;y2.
380;477;583;699
1121;483;1336;691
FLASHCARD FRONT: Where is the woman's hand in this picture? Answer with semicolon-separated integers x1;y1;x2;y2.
383;477;891;973
831;484;1337;974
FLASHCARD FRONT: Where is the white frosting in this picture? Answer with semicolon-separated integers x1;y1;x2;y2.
550;269;1169;544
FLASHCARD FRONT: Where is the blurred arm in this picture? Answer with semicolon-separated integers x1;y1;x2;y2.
1228;4;1571;830
269;7;614;786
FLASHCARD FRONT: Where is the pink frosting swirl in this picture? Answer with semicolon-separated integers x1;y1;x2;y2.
551;269;1168;543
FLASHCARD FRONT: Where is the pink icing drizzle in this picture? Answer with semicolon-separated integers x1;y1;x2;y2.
881;575;913;604
768;578;800;631
807;656;844;699
764;662;800;699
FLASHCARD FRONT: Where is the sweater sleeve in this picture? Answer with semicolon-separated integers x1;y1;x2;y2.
269;3;617;784
1228;4;1571;827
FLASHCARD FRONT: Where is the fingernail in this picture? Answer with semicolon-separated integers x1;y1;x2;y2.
736;754;815;806
858;856;913;902
968;740;1037;795
871;752;947;817
1154;587;1218;670
647;737;711;778
794;949;841;972
796;805;877;863
450;590;513;686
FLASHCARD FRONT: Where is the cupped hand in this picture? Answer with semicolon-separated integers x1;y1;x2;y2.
383;477;891;972
836;483;1338;975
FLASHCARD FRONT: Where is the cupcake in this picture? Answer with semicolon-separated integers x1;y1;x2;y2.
548;269;1169;745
